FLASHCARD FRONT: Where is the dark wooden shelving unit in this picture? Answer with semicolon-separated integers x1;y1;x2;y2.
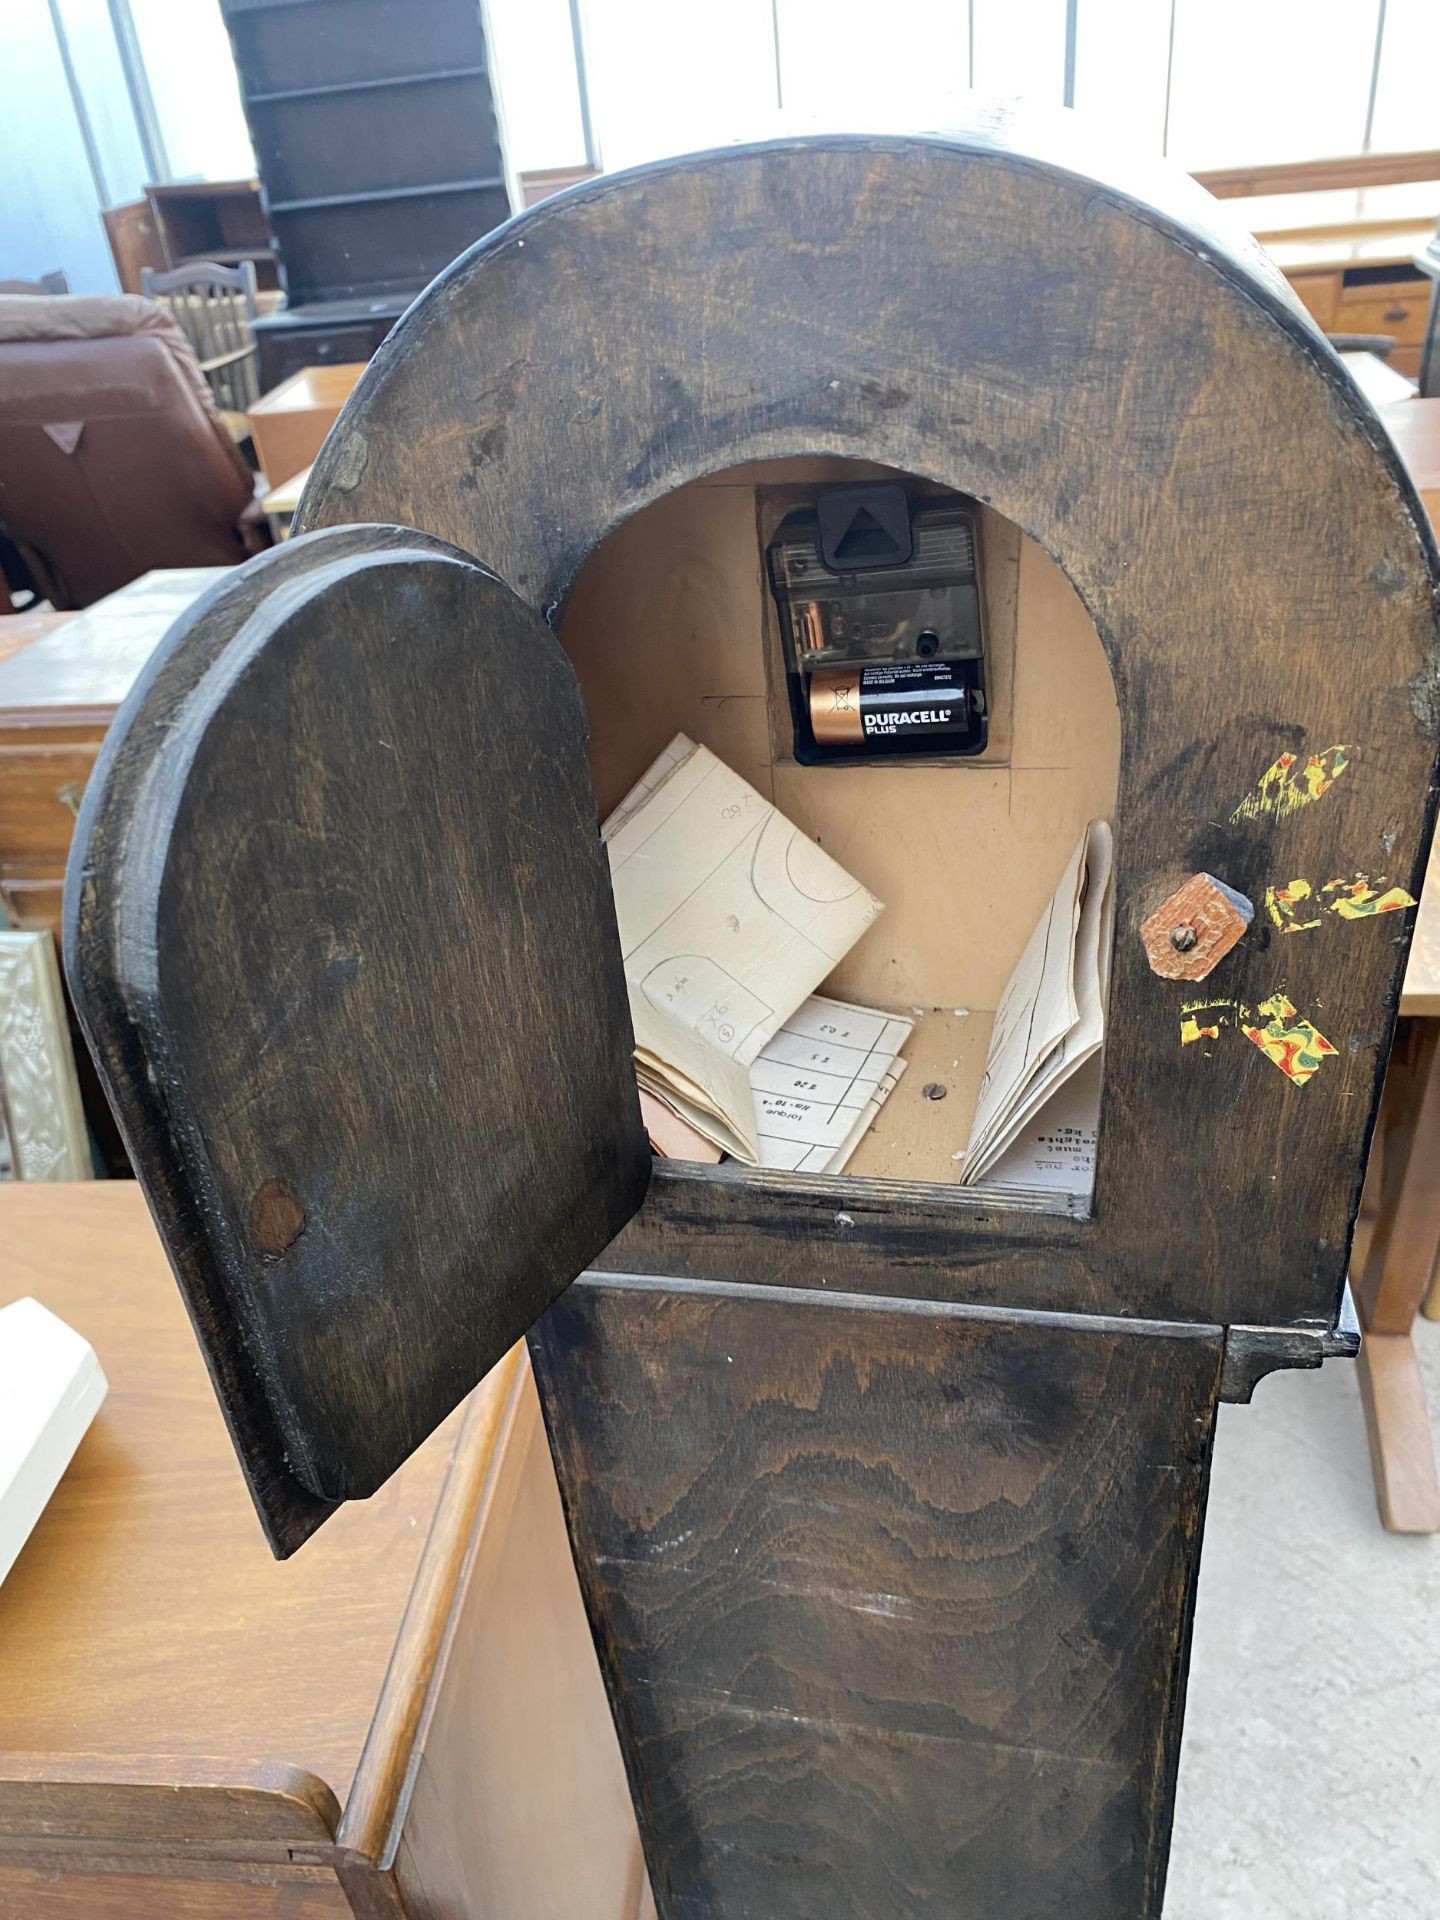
218;0;512;386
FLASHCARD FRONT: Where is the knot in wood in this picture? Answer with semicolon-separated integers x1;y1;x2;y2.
249;1177;307;1261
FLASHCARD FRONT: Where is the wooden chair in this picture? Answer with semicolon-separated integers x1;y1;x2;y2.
0;273;68;296
141;260;260;415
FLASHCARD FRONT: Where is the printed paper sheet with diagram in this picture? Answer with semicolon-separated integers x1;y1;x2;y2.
956;819;1113;1187
602;735;885;1162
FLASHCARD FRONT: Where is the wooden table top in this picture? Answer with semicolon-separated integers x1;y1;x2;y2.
249;363;366;421
1263;222;1435;273
1381;397;1440;526
0;609;71;668
1382;399;1440;1015
0;1182;461;1806
262;460;313;517
0;569;226;725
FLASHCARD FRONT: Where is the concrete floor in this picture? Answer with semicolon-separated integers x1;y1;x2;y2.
1165;1314;1440;1918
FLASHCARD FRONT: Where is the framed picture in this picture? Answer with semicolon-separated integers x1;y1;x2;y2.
0;931;90;1180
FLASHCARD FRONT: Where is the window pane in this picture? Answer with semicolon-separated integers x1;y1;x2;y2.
1165;0;1376;169
487;0;588;174
1367;0;1440;153
3;0;119;291
582;0;778;172
127;0;254;181
54;0;151;203
972;0;1068;105
774;0;971;129
1072;0;1171;156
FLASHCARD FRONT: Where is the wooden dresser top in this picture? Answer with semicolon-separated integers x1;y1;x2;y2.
0;1182;461;1807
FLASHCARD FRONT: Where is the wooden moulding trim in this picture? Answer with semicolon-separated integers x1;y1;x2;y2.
1219;1282;1363;1403
0;1754;340;1856
582;1268;1225;1344
335;1344;527;1872
1194;149;1440;199
1254;215;1438;245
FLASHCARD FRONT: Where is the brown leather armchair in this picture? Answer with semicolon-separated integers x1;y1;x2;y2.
0;295;270;610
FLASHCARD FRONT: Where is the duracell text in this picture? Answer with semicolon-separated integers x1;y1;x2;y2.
809;662;977;749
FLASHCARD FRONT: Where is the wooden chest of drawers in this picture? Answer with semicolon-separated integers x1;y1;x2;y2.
0;574;229;943
0;1184;650;1918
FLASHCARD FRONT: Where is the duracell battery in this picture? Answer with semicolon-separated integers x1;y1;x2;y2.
809;661;975;748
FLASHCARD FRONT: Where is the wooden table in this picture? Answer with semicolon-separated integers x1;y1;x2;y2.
1352;397;1440;1531
1380;395;1440;522
0;1183;648;1917
0;609;68;669
260;461;312;539
246;364;365;492
0;570;226;942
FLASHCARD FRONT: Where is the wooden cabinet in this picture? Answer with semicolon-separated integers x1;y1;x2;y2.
0;1185;649;1918
62;124;1439;1917
217;0;512;383
1285;267;1343;330
1198;152;1440;382
1281;265;1435;376
252;299;404;389
0;574;228;945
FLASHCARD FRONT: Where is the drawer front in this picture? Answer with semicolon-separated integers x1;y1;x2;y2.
1286;269;1340;330
0;745;96;866
1336;286;1431;344
257;322;389;390
1390;343;1423;379
293;326;387;365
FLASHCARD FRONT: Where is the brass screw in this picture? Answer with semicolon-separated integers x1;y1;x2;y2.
1170;925;1198;953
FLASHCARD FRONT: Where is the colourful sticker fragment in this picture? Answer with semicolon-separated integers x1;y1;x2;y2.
1262;871;1417;932
1321;874;1417;919
1241;993;1338;1085
1179;996;1241;1045
1265;877;1321;933
1231;745;1352;824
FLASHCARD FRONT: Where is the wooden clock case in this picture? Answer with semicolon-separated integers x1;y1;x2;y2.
66;114;1440;1918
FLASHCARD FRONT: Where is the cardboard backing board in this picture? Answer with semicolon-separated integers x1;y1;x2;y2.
559;457;1120;1189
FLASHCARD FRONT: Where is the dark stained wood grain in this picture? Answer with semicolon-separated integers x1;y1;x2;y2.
530;1276;1223;1920
297;120;1440;1333
62;121;1440;1920
64;528;650;1553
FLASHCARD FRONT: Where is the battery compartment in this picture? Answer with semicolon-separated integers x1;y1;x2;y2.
769;481;990;765
558;455;1120;1193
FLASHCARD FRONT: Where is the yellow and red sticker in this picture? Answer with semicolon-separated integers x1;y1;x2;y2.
1231;745;1352;824
1166;742;1416;1080
1322;875;1417;919
1240;993;1339;1085
1265;872;1415;932
1180;992;1339;1084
